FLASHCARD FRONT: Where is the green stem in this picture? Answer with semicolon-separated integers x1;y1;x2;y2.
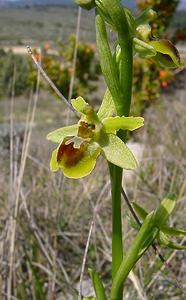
105;3;133;299
111;213;159;300
109;164;123;300
96;1;133;299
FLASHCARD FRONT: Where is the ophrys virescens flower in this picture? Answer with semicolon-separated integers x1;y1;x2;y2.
47;97;144;178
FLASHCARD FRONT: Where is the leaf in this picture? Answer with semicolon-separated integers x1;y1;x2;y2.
57;141;101;179
47;124;78;143
96;14;124;114
97;89;116;120
149;39;181;68
159;232;186;250
102;116;144;133
138;225;159;257
161;226;186;237
153;194;177;228
131;202;148;221
88;268;107;300
99;133;137;170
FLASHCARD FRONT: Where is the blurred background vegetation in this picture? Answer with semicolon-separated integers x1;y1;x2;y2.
0;0;186;299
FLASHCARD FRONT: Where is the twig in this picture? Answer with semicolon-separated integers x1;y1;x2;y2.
78;220;95;300
27;45;78;116
68;7;82;102
146;236;186;291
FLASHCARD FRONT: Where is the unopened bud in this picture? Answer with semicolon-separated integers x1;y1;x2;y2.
136;24;152;41
75;0;95;10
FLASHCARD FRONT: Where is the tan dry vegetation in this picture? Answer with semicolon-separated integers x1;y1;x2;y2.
0;69;186;299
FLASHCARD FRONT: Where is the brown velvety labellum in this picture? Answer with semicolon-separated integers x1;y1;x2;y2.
57;141;86;167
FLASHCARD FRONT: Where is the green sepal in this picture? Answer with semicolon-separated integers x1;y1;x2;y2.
83;298;96;300
159;232;186;250
153;194;177;228
149;39;181;68
102;116;144;133
47;124;78;143
99;133;137;170
161;226;186;237
88;268;107;300
71;97;99;122
74;0;95;10
131;202;148;221
133;37;157;58
97;89;116;120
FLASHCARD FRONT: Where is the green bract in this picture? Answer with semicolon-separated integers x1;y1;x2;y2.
149;39;181;68
47;97;144;179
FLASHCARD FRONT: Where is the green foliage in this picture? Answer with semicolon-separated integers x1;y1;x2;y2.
0;49;31;97
132;58;174;115
89;268;107;300
29;35;101;99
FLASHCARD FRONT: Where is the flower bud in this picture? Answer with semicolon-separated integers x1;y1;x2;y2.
74;0;95;10
136;24;152;42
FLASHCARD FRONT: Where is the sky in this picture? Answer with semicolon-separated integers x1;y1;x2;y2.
1;0;186;9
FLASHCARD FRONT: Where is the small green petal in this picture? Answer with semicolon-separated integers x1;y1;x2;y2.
159;232;186;250
102;116;144;133
50;149;59;172
149;39;181;68
99;133;137;170
60;142;101;179
47;125;78;143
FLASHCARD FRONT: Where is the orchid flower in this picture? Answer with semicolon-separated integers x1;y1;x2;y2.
47;97;144;178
